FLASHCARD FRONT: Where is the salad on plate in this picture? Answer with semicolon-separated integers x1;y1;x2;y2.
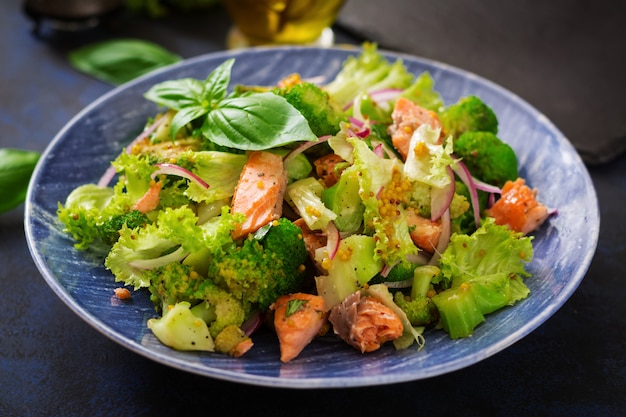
57;43;554;362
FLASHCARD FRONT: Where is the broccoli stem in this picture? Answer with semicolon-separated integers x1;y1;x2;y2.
431;283;485;339
411;265;439;299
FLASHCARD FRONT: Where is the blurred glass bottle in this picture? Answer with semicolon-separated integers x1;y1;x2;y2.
223;0;346;48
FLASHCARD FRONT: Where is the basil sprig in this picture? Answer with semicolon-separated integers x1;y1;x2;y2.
144;59;318;151
0;148;41;214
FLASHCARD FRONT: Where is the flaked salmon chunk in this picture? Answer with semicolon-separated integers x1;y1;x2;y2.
231;151;287;239
329;291;404;353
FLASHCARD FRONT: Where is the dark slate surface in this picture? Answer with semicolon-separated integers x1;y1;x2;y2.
1;0;625;415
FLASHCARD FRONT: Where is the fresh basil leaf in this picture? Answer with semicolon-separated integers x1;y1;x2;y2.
0;148;40;213
68;39;181;86
286;299;309;317
170;105;209;139
203;92;318;150
144;78;207;110
203;58;234;106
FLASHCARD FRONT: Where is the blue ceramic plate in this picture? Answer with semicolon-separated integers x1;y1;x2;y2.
25;46;599;388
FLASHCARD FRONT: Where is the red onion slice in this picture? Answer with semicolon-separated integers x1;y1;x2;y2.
98;116;166;188
473;178;502;195
373;143;384;158
428;208;451;266
368;88;403;104
241;309;264;336
283;135;330;166
430;166;455;221
384;277;414;288
152;163;210;189
452;161;481;227
325;220;340;260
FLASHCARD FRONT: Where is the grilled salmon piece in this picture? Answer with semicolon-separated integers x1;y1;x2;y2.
388;96;443;160
132;180;162;214
230;151;287;239
271;293;328;363
293;218;326;262
487;178;549;235
314;153;345;187
329;291;403;353
406;208;441;253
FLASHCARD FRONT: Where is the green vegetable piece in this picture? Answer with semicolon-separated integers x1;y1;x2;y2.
68;39;181;85
147;301;215;351
207;217;309;311
454;131;518;187
411;265;440;299
286;299;309;317
432;285;485;339
400;71;444;112
432;218;533;338
0;148;40;214
324;43;414;108
144;59;318;150
204;93;318;150
321;167;364;234
274;81;347;137
439;95;499;139
328;235;383;286
393;291;438;327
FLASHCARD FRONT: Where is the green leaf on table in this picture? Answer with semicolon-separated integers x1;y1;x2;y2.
0;148;41;214
68;38;181;85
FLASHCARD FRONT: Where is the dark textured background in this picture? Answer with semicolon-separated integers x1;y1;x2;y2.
1;1;625;415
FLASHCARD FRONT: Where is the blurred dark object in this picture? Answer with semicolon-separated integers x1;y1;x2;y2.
23;0;124;34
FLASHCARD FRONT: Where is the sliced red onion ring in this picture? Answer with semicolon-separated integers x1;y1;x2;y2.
98;116;166;188
128;246;188;270
152;163;210;189
241;309;264;336
430;166;455;221
325;220;340;260
373;143;384;158
384;277;414;288
405;252;431;265
379;260;399;278
452;161;481;227
368;88;403;104
473;178;502;195
348;117;364;129
429;208;451;266
355;127;371;138
283;136;330;166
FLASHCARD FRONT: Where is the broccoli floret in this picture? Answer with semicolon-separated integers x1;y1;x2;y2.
393;291;439;327
274;81;347;137
207;218;309;311
439;95;499;139
390;264;439;326
213;324;253;357
147;261;247;338
454;131;518;187
147;261;203;312
98;210;150;245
